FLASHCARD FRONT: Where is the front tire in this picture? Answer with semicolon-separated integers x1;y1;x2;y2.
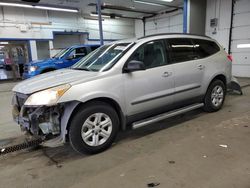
203;79;226;112
69;102;119;154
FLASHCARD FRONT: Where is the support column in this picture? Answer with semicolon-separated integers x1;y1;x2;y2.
183;0;206;35
97;0;104;45
49;40;54;58
29;40;38;61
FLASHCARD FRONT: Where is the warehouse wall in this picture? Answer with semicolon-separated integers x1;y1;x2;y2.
206;0;250;77
36;41;50;60
0;7;135;40
0;7;135;60
231;0;250;77
205;0;232;52
135;9;183;38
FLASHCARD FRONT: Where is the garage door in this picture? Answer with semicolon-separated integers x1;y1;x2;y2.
231;0;250;77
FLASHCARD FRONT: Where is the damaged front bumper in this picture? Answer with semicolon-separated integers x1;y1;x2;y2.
12;92;69;147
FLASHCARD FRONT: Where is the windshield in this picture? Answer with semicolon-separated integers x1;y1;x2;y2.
72;43;133;72
53;48;71;58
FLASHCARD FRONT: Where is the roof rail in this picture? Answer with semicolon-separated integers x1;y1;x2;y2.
138;33;211;40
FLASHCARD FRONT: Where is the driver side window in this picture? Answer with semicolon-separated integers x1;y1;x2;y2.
68;47;87;59
129;40;167;69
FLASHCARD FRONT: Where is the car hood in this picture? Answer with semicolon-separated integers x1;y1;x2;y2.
13;69;100;94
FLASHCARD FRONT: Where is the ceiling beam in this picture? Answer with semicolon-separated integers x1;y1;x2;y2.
88;3;156;16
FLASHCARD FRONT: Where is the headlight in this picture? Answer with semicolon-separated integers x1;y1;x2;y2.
24;84;71;106
29;66;38;72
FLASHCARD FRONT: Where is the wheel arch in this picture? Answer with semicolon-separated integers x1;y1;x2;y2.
207;74;227;91
64;97;126;140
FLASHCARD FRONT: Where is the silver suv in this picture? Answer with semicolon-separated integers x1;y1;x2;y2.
12;34;232;154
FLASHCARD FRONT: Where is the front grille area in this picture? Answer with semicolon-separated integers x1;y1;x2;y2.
23;65;29;72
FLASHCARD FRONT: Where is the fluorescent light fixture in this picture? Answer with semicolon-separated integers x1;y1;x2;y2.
237;44;250;49
0;42;8;44
158;0;174;2
0;2;78;13
35;6;78;13
134;0;174;6
134;0;165;7
90;13;110;18
0;2;33;8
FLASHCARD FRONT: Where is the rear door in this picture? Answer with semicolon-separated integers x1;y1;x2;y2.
124;40;175;118
166;38;204;106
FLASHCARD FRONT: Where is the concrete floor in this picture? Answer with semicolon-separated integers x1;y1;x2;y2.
0;79;250;188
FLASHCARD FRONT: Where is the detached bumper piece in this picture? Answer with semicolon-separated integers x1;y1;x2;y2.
228;77;243;95
12;92;64;137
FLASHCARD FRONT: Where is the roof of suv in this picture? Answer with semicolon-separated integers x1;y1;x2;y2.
110;33;214;45
138;33;211;40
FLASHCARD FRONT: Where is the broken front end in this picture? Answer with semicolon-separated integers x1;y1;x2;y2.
12;92;64;138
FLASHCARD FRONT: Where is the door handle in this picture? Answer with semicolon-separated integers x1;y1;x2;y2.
162;72;172;77
197;64;205;70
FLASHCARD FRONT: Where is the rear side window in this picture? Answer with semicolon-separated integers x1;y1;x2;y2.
167;38;196;63
192;39;220;58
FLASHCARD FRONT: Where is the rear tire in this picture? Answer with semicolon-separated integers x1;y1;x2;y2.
69;102;119;154
203;79;226;112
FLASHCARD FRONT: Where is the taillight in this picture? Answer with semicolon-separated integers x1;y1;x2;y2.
227;54;233;62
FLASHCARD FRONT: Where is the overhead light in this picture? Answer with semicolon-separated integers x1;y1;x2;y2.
158;0;174;2
0;2;78;13
134;0;174;6
35;6;78;13
0;2;33;8
90;13;110;18
0;42;8;44
134;0;165;7
237;44;250;49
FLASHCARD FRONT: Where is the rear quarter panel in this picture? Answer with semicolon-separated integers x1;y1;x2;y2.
202;50;232;94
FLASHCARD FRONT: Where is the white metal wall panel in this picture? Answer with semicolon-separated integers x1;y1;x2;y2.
145;10;183;35
205;0;232;52
232;0;250;77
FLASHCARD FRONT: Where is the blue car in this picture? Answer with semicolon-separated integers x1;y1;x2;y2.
23;44;100;79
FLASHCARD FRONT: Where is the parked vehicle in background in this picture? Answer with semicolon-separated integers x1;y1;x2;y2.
12;33;233;154
22;44;100;79
0;52;4;68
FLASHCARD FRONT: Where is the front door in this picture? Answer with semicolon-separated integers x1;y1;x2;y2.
123;40;175;119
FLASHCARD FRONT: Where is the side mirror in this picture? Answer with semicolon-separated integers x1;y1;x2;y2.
124;60;146;73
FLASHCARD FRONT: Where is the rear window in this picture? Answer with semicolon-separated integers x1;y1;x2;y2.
167;38;196;63
192;39;220;58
